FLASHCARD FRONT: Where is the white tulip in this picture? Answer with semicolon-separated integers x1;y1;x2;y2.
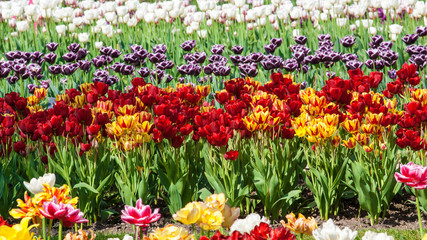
144;13;156;23
390;33;398;41
11;32;18;37
101;25;113;36
24;173;56;195
12;7;24;17
73;17;83;27
302;0;316;11
207;19;213;26
2;9;13;20
208;10;220;20
191;21;200;31
320;12;328;21
368;26;377;35
350;24;357;31
293;29;301;36
8;18;16;28
193;12;205;22
230;214;270;234
313;219;357;240
389;24;403;35
336;18;347;27
16;21;29;32
362;231;394;240
198;1;209;11
127;17;138;27
78;33;90;43
95;41;103;49
126;0;138;11
186;26;194;34
361;19;373;28
235;0;245;8
105;12;117;22
68;23;76;32
116;6;128;17
56;24;66;35
257;17;267;26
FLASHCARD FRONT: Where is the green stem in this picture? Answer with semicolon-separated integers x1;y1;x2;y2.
42;217;46;240
58;220;63;240
415;190;424;239
47;219;53;240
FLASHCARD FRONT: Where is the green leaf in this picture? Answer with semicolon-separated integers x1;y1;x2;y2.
74;182;99;194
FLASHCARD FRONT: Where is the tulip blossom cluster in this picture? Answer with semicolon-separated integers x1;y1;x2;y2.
173;193;240;231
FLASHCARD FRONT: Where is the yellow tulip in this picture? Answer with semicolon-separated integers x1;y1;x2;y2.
173;202;204;225
205;193;226;211
199;207;224;231
221;204;240;228
34;88;47;100
0;217;37;240
281;213;317;236
148;224;194;240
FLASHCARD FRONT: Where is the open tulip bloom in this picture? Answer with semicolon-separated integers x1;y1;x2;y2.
121;199;161;239
395;162;427;238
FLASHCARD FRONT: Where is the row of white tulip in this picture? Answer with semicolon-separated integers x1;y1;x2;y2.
1;0;426;40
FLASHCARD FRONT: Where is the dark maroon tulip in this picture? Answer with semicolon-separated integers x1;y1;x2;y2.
181;40;196;51
380;41;393;49
380;50;398;62
151;69;165;80
135;49;148;59
157;60;174;70
239;63;258;77
192;52;207;63
209;54;227;63
301;64;310;73
341;53;358;62
78;60;91;72
48;65;62;75
14;59;27;65
148;53;166;63
282;59;298;71
13;64;26;75
61;63;78;75
388;69;397;79
369;35;384;48
230;55;242;65
92;56;106;68
138;67;150;77
0;67;11;78
94;69;109;78
21;52;32;61
231;45;244;54
345;60;363;70
67;43;81;53
131;44;143;52
5;51;18;60
165;74;174;83
365;59;374;69
178;77;185;83
294;35;307;45
31;52;44;63
7;75;19;84
28;84;37;93
124;53;139;65
374;59;386;70
110;49;122;58
270;37;283;47
248;52;264;62
402;34;419;45
261;58;280;70
152;44;167;54
415;26;427;37
46;42;59;52
183;53;193;62
100;46;113;56
340;35;356;47
264;43;276;54
62;52;77;62
409;54;427;68
76;48;88;60
44;53;57;64
40;80;50;89
292;52;305;63
110;62;125;73
301;81;308;89
318;34;331;41
304;55;320;65
211;44;225;55
203;64;214;75
326;71;335;78
366;49;379;59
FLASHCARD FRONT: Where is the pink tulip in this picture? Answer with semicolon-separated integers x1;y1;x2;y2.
40;196;88;227
121;199;161;228
395;162;427;189
39;197;69;220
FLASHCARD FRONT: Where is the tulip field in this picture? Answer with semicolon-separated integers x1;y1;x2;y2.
3;0;427;239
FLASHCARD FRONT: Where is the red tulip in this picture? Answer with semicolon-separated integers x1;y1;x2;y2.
224;150;239;161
